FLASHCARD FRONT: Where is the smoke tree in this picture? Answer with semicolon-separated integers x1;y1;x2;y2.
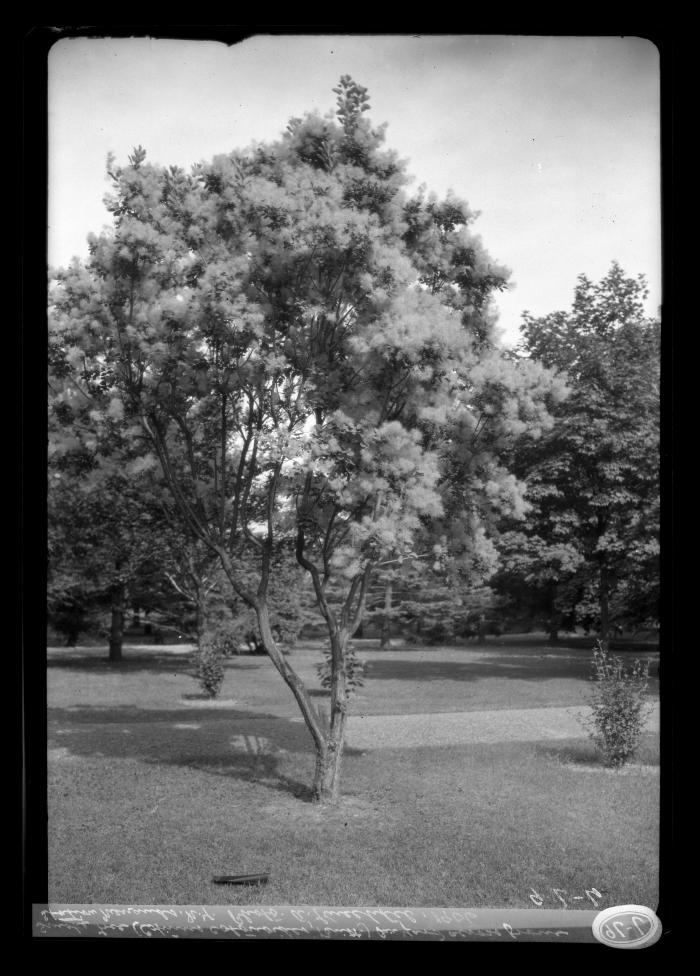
49;77;557;801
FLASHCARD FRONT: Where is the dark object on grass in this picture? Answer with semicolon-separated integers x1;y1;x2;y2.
212;873;269;886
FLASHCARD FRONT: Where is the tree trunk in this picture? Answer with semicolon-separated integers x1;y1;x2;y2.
313;628;349;803
599;564;610;651
109;581;126;662
548;612;562;642
380;580;393;648
218;550;345;804
255;604;332;798
196;594;210;655
477;612;486;645
258;606;349;804
313;724;345;804
547;585;561;642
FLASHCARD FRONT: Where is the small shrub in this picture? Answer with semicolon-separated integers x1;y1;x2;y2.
315;646;369;698
584;639;652;768
196;642;225;698
211;633;238;658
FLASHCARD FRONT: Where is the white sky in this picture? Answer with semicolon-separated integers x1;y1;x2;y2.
48;33;661;346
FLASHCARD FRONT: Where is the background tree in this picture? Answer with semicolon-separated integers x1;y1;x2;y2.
490;531;584;639
49;78;558;801
48;327;206;656
47;406;177;658
158;535;224;652
361;530;503;646
47;474;103;646
501;264;660;644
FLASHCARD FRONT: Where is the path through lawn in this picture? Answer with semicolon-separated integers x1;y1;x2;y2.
47;638;661;909
343;703;660;749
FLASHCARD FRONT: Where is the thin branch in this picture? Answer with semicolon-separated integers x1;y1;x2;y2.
295;476;338;631
164;572;195;603
239;433;261;548
321;506;339;586
349;564;373;635
220;391;227;536
66;376;95;402
258;460;282;598
230;427;253;543
172;412;209;525
140;413;213;550
340;575;361;632
214;546;259;609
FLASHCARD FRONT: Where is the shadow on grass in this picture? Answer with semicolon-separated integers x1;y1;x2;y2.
358;634;659;653
363;653;659;685
533;738;660;769
487;634;659;653
48;703;362;802
46;652;268;676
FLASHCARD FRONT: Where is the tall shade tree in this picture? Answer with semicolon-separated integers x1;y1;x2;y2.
505;263;660;644
47;357;180;659
48;78;557;801
47;469;164;658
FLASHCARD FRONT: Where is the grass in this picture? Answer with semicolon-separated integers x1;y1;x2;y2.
47;637;660;909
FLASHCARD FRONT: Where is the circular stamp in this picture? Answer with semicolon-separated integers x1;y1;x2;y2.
592;905;661;949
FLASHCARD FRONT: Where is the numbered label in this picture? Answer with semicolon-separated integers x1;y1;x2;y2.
592;906;661;949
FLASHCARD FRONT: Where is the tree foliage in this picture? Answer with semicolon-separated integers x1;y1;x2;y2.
48;78;559;801
499;264;660;640
47;425;177;654
584;639;653;767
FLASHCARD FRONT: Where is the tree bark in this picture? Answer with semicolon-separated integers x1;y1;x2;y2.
380;580;393;648
218;547;350;803
315;628;349;803
255;603;333;794
546;584;561;642
108;581;126;662
195;593;210;655
257;604;351;803
599;564;610;651
313;718;346;804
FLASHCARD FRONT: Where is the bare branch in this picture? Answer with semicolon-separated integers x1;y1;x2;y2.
140;413;213;550
349;564;373;635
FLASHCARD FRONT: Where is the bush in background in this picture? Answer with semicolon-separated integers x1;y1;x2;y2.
315;646;369;698
196;642;225;698
584;639;652;767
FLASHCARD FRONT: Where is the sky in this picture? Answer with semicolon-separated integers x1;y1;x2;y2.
48;33;661;346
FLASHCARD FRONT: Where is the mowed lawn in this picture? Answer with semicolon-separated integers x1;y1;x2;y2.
47;637;661;909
